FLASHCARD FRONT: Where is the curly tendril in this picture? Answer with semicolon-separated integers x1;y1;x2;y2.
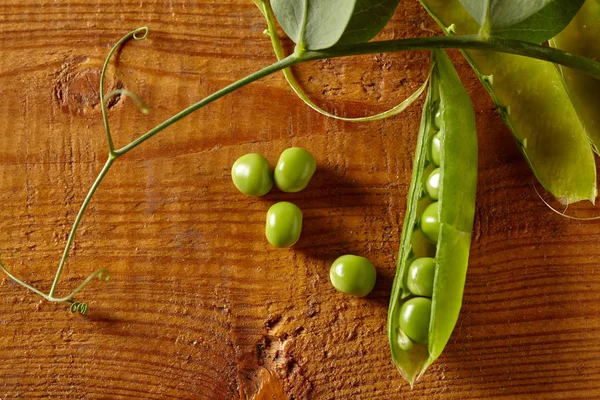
69;302;88;315
132;27;149;41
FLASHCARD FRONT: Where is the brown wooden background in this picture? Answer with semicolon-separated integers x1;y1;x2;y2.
1;1;599;399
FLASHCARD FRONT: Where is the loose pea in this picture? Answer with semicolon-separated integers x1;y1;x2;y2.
399;297;432;344
329;255;376;297
420;202;440;244
425;168;441;200
274;147;316;193
406;257;436;297
231;153;273;196
430;132;441;167
265;202;303;248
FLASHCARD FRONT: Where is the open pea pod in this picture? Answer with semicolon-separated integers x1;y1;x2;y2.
388;49;477;386
420;0;597;205
550;0;600;152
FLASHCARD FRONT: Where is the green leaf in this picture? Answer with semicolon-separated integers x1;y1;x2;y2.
337;0;402;46
459;0;585;43
270;0;305;44
271;0;355;50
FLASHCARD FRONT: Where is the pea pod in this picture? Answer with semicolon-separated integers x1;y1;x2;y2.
550;0;600;151
388;49;477;386
420;0;597;205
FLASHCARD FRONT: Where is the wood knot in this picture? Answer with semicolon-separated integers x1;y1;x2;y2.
53;56;122;117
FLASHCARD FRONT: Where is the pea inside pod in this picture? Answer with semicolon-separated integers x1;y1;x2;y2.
388;49;477;386
399;297;432;345
406;257;436;297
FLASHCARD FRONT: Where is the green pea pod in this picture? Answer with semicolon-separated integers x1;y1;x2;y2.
420;0;597;205
388;49;477;386
550;0;600;152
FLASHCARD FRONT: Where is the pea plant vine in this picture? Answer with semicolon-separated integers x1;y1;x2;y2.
1;0;599;314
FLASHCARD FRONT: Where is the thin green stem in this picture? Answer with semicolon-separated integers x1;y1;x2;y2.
49;269;110;302
100;27;149;154
301;35;600;79
48;155;117;297
0;259;53;300
261;1;286;60
114;55;299;156
44;28;150;300
0;259;109;303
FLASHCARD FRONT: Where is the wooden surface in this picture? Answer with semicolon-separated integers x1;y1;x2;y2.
1;1;600;399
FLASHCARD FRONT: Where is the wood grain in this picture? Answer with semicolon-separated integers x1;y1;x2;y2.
1;1;599;399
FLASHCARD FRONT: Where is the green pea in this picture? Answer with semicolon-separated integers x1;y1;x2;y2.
420;202;440;244
415;197;432;219
396;328;415;351
410;228;436;258
399;297;432;344
265;202;302;248
231;153;273;196
420;164;435;195
425;168;441;200
430;132;441;167
329;255;376;297
406;257;436;297
433;107;443;130
274;147;316;193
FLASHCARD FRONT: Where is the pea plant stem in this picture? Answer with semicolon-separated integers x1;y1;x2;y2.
48;155;116;298
113;55;300;155
4;26;600;310
118;35;600;156
42;55;301;302
303;35;600;79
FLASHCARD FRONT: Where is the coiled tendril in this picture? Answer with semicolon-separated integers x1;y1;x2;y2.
69;302;88;315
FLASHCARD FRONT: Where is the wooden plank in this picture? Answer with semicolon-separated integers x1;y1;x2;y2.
0;1;599;399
